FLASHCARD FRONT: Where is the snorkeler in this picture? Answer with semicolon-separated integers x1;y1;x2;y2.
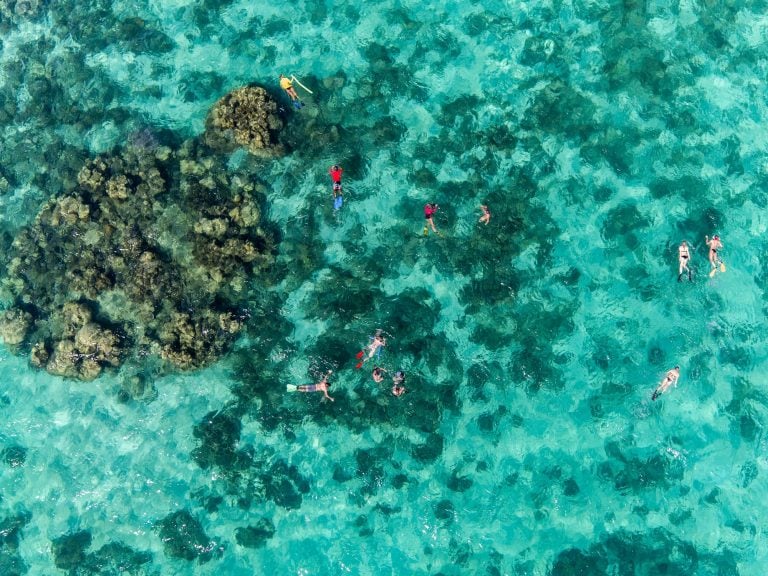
329;164;343;185
651;366;680;401
367;330;386;359
424;203;439;235
279;74;303;109
705;234;724;277
287;370;334;401
392;370;406;397
372;366;386;383
479;205;491;225
678;240;691;282
355;329;386;368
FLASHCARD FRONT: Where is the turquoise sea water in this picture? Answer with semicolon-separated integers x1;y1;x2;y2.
1;0;767;574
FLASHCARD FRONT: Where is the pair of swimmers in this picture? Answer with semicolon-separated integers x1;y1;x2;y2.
372;367;407;396
678;235;724;281
423;203;491;235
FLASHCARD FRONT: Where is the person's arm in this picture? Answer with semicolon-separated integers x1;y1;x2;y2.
323;388;335;401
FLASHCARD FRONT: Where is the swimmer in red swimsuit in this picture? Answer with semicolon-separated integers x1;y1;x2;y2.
424;203;438;234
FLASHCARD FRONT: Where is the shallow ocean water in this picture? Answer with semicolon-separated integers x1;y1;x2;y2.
1;0;767;574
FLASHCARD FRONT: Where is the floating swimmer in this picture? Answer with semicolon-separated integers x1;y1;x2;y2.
705;234;725;277
652;366;680;401
392;370;406;397
355;329;386;369
372;366;386;383
479;204;491;225
287;370;334;401
329;164;343;185
678;240;692;282
423;203;439;235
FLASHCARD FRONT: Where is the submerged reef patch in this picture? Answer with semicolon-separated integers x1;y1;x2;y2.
0;87;284;380
205;85;285;157
0;509;30;575
51;528;152;574
154;510;223;563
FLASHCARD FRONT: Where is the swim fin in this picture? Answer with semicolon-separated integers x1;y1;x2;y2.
423;226;429;236
709;268;717;278
286;384;298;392
720;261;726;273
356;350;365;359
293;100;303;110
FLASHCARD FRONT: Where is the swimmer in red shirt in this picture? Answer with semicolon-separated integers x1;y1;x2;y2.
329;165;343;184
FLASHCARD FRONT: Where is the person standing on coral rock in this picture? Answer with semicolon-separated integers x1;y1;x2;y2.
279;74;303;109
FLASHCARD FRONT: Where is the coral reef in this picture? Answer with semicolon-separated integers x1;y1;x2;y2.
154;510;222;563
0;309;32;347
234;519;275;549
204;85;285;157
51;530;92;571
0;0;42;26
50;529;152;574
0;510;31;576
1;120;278;379
2;445;26;468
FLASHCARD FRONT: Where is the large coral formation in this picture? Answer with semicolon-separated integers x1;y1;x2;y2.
204;85;285;157
0;90;280;379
